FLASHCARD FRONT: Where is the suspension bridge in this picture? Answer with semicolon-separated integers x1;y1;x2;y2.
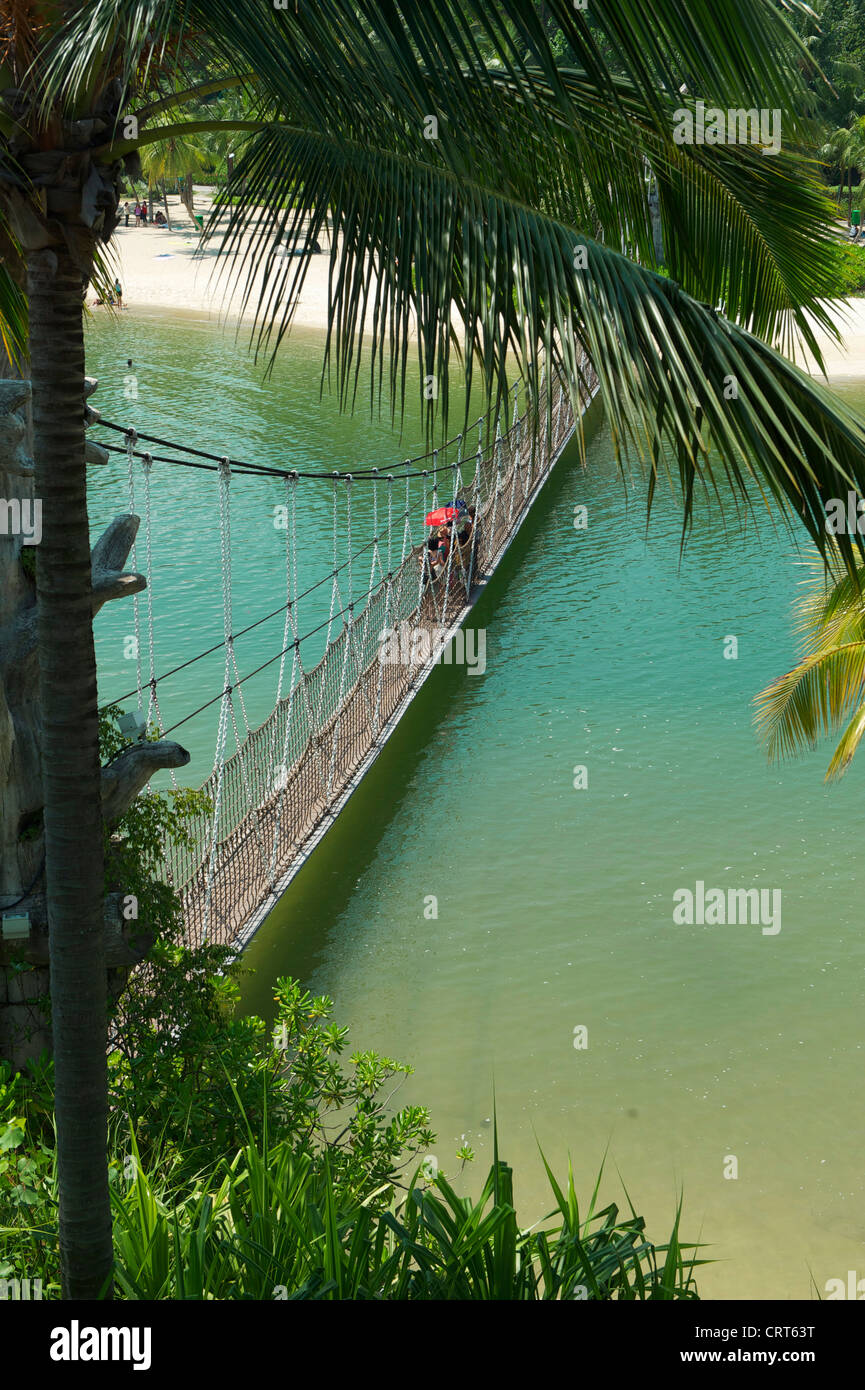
95;357;598;953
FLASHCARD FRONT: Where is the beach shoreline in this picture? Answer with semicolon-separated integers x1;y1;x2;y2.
105;190;865;380
104;190;357;336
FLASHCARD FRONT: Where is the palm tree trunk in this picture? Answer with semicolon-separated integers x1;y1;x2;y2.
0;350;53;1070
647;176;664;267
182;173;194;219
161;180;171;229
26;244;113;1301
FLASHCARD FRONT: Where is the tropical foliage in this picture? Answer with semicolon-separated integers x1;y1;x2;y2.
1;998;702;1301
137;133;208;222
792;0;865;129
8;0;865;1300
108;1137;701;1301
827;241;865;295
820;121;865;218
38;0;865;575
755;542;865;779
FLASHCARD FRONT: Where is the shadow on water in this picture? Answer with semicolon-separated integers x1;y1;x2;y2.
238;400;607;1021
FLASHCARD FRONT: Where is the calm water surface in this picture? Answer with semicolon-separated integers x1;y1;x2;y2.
85;311;865;1300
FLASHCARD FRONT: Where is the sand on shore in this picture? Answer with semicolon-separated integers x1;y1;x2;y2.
104;189;366;335
104;189;865;379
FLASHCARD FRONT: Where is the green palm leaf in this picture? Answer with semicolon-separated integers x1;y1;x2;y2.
756;640;865;775
34;0;865;572
755;543;865;779
0;261;26;368
46;0;849;347
0;212;27;367
206;120;865;560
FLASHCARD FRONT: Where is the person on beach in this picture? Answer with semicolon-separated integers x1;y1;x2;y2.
133;202;141;226
140;203;148;226
114;278;123;308
123;202;130;227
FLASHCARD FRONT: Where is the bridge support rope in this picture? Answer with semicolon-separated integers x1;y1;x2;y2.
115;365;597;950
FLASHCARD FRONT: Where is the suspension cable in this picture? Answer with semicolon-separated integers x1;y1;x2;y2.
98;465;472;711
92;397;517;482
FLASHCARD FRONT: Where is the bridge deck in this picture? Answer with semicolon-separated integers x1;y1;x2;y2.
166;369;599;951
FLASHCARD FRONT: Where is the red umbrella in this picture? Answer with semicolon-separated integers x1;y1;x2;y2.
424;506;459;527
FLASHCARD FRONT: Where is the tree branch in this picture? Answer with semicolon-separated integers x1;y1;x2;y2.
96;119;266;160
101;740;191;824
133;75;252;125
91;513;145;615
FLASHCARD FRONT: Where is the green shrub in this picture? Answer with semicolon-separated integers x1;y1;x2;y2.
108;1110;703;1301
825;242;865;297
0;979;438;1294
0;708;703;1300
0;1057;59;1298
1;993;703;1300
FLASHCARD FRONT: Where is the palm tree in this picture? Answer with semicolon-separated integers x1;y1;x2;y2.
138;129;210;225
755;544;865;781
790;0;865;133
819;122;865;221
6;0;865;1300
194;87;254;194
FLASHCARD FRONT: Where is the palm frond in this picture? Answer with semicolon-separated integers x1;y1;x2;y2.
42;0;822;130
0;232;26;367
793;551;865;653
43;0;852;352
204;117;865;562
755;640;865;774
137;126;210;185
826;700;865;779
36;0;865;569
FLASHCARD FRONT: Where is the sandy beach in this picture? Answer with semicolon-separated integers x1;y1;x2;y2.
103;189;352;334
104;188;865;378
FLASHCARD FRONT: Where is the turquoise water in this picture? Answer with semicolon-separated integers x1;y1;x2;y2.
86;309;481;773
85;311;865;1300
